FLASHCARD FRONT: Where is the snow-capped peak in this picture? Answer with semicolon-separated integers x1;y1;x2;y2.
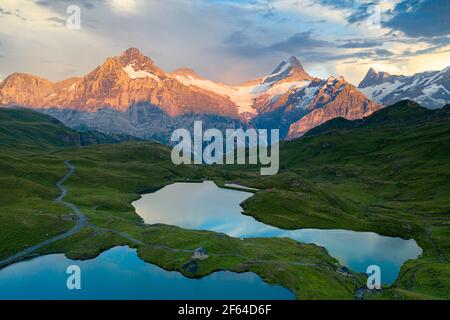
122;63;160;81
120;47;147;63
171;57;315;116
359;67;396;88
359;65;449;109
172;68;202;79
287;56;303;68
325;75;345;83
263;56;313;84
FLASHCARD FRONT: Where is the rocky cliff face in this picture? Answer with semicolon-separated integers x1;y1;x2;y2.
287;77;382;139
358;67;404;88
0;48;239;117
262;56;314;84
1;48;384;141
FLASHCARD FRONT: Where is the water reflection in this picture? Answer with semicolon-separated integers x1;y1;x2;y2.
133;181;422;284
0;246;294;300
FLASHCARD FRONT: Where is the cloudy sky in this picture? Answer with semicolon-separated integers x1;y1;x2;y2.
0;0;449;85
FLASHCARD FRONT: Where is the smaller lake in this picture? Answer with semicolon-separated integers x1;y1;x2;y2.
0;246;294;300
133;181;422;285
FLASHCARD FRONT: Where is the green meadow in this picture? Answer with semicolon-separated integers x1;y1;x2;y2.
0;101;449;299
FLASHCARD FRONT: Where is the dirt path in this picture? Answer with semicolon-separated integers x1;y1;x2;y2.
0;160;87;269
0;161;327;271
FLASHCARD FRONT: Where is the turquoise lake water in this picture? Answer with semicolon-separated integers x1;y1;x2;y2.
0;181;423;299
133;181;422;285
0;246;294;300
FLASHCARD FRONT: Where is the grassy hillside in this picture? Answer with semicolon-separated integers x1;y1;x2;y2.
0;102;449;299
0;108;363;299
0;107;138;151
236;100;450;299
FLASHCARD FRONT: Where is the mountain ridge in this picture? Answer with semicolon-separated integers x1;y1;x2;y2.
0;48;388;141
303;99;447;137
0;107;140;149
358;66;449;109
286;76;382;139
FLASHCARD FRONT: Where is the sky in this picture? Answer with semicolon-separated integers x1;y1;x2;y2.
0;0;449;85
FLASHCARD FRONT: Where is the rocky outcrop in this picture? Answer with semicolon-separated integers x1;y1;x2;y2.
287;77;382;139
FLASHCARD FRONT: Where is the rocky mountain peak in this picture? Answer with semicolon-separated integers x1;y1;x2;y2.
120;48;147;62
359;66;449;109
326;75;346;83
0;48;383;139
358;67;393;88
264;56;314;84
286;77;382;139
367;67;377;75
117;48;160;72
172;68;201;79
114;48;167;80
287;56;303;68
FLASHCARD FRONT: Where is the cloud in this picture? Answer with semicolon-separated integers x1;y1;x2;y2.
268;31;331;52
404;36;450;55
317;0;450;38
307;19;327;24
338;39;382;48
0;7;12;15
347;2;378;24
35;0;97;10
0;0;448;86
46;16;66;26
0;7;26;20
318;50;375;62
299;47;399;64
316;0;357;10
223;30;249;46
254;0;278;19
225;30;331;57
109;0;143;14
315;0;383;24
41;59;64;63
383;0;450;37
374;48;394;56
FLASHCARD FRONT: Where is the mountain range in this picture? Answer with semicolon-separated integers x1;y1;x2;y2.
0;48;448;142
358;66;449;109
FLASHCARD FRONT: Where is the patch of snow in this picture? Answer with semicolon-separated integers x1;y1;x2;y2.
416;95;446;109
224;183;259;191
174;75;229;96
174;73;310;115
123;64;160;81
174;74;257;114
228;85;261;114
266;81;310;96
360;80;403;102
422;84;449;97
397;76;420;92
424;69;447;85
69;82;77;91
262;61;292;83
294;84;320;109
